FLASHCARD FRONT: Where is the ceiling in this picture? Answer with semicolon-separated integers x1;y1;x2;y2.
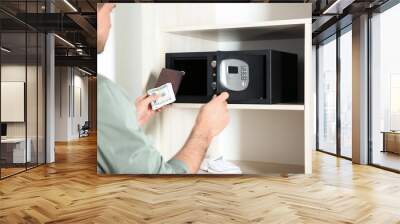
311;0;391;43
0;0;394;72
0;0;98;73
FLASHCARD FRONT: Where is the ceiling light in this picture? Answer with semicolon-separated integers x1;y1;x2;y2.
78;67;93;76
63;0;78;12
1;47;11;53
323;0;355;15
54;34;75;48
76;48;85;55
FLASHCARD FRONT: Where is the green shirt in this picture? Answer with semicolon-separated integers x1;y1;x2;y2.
97;75;189;174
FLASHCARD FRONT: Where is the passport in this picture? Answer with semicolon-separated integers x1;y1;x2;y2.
154;68;184;94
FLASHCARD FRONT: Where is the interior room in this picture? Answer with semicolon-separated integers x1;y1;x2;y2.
315;0;400;172
0;0;399;223
0;0;97;179
0;13;46;178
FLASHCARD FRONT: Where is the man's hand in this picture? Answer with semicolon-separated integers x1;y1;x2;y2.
193;92;230;143
135;94;160;127
173;92;230;173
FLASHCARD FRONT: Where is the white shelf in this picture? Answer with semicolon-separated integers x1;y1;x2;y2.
197;160;304;174
164;19;307;41
172;103;304;111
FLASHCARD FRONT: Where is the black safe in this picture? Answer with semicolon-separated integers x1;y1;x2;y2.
165;50;301;104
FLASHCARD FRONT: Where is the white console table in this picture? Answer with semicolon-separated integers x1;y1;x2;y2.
1;138;32;163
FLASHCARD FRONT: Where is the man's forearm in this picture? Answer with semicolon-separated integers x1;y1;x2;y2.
173;125;212;173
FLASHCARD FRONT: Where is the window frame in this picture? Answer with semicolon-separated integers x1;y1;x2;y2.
316;24;353;160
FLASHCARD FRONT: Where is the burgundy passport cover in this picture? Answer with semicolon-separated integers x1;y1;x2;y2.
155;68;184;94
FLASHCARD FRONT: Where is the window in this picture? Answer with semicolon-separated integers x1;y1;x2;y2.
370;2;400;171
0;1;47;179
339;28;352;158
317;26;353;159
390;74;400;130
317;36;337;154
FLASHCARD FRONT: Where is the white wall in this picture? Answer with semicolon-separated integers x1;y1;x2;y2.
97;13;116;82
55;67;89;141
1;65;28;143
1;65;38;138
72;74;89;138
97;5;143;102
55;67;68;141
1;79;24;124
215;3;310;25
1;64;46;163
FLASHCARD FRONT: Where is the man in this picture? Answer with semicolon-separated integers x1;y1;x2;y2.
97;3;230;174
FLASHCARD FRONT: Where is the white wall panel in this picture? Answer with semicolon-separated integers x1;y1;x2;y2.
1;82;25;122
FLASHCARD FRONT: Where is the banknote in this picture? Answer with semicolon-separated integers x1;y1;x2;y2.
147;83;176;110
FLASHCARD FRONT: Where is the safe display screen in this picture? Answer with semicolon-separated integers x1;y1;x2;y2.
228;66;238;74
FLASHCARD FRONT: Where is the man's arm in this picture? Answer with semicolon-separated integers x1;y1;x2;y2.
173;127;212;173
98;75;190;174
98;75;229;174
172;93;230;173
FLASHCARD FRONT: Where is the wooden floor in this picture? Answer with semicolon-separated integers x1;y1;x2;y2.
372;150;400;171
1;135;400;223
0;167;26;178
1;163;45;178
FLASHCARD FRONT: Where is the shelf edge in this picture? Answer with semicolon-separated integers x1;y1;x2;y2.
172;103;305;111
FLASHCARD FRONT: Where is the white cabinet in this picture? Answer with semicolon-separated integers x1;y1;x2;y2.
1;138;32;163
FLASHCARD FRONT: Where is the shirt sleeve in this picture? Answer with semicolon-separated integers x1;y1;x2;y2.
97;75;190;174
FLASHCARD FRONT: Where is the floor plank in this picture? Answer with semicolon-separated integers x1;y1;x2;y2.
0;134;400;223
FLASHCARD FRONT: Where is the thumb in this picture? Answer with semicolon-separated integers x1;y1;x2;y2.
145;94;159;104
216;92;229;102
136;94;147;103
